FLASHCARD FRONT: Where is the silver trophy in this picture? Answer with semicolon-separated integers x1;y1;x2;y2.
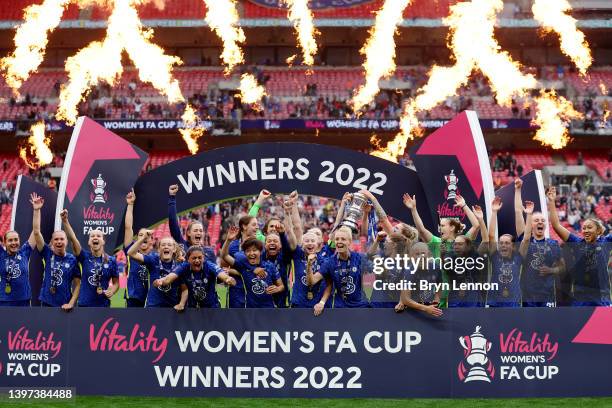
91;174;107;204
445;169;458;200
340;192;368;233
458;326;493;383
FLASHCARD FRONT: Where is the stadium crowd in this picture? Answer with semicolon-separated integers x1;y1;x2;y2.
3;65;610;128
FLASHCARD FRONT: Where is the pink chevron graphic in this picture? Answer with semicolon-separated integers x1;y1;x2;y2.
65;118;141;202
572;307;612;344
415;112;483;198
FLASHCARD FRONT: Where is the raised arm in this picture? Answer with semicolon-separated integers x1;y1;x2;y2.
124;189;136;247
60;209;81;256
288;191;303;243
249;189;270;217
402;193;433;243
126;231;150;263
167;184;185;245
360;203;372;238
546;186;570;242
248;189;268;241
472;205;489;255
519;201;534;258
455;195;479;240
514;178;525;237
29;193;45;251
360;190;394;235
488;196;503;255
281;201;297;251
366;231;386;258
221;225;240;266
331;192;351;232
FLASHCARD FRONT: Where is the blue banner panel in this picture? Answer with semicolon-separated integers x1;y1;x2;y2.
0;308;610;397
494;170;548;239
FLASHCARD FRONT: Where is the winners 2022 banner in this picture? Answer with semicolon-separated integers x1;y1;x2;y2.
1;308;612;397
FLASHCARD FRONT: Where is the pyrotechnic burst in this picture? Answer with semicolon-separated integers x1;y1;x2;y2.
239;73;267;105
351;0;411;112
532;91;582;149
202;0;265;104
0;0;70;91
203;0;245;73
19;122;53;169
2;0;204;161
179;105;204;155
373;0;536;161
283;0;318;66
532;0;592;76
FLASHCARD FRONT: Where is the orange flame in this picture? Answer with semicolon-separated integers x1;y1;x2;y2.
351;0;411;111
379;0;535;162
282;0;319;66
532;91;582;149
0;0;71;92
19;122;53;169
532;0;592;76
203;0;245;74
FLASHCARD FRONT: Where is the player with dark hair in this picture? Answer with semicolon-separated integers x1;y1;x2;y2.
547;186;611;306
154;245;235;309
515;179;564;307
167;184;207;251
221;226;284;308
0;193;42;306
485;196;525;308
62;210;119;307
123;189;153;307
403;193;480;307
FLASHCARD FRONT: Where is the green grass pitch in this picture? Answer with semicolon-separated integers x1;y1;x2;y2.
5;397;612;408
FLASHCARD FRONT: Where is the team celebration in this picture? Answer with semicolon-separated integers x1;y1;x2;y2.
0;0;610;406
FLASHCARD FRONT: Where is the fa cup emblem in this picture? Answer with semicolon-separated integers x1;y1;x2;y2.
458;326;495;383
444;170;459;200
90;174;107;204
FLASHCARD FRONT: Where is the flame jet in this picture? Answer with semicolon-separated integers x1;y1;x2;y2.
375;0;537;161
351;0;411;112
283;0;319;66
532;0;592;75
203;0;265;104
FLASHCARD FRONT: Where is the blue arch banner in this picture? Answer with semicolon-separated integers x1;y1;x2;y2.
130;142;434;242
